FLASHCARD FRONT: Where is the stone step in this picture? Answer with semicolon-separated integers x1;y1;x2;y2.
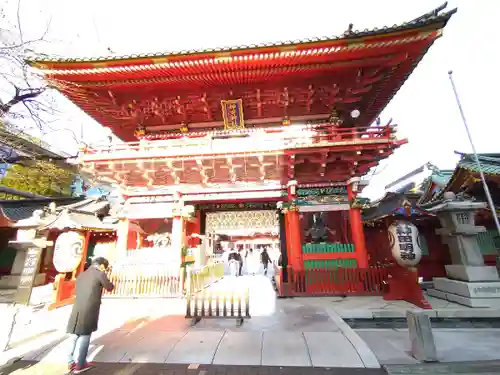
434;277;500;298
385;360;500;374
0;289;16;304
0;275;20;289
428;288;500;308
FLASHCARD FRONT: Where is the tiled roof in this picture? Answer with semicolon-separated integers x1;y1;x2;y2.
27;3;456;64
362;192;430;222
0;197;84;221
60;197;110;215
456;153;500;175
430;170;454;186
39;210;116;231
0;124;71;160
420;152;500;204
418;169;454;204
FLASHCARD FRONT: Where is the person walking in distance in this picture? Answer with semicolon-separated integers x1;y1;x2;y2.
238;249;244;276
65;257;114;374
260;247;271;276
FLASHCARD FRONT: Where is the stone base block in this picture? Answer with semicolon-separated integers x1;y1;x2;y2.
0;275;20;289
428;289;500;308
434;278;500;298
0;273;45;289
429;277;500;308
406;309;437;362
445;265;499;282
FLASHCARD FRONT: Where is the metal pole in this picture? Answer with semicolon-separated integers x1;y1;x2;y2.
448;71;500;239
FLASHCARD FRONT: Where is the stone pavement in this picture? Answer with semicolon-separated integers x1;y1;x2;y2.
1;275;379;369
5;274;500;371
0;360;386;375
357;328;500;365
326;295;500;319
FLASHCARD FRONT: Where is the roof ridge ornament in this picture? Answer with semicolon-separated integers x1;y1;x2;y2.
410;2;450;24
343;23;354;37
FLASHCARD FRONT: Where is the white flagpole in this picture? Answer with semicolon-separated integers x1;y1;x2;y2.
447;71;500;239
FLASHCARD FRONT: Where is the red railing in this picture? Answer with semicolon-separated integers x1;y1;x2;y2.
81;124;398;160
276;266;390;297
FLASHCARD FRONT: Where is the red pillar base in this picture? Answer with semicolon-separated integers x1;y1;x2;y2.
384;266;432;309
49;274;76;310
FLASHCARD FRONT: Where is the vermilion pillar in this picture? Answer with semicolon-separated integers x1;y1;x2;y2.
347;181;369;268
77;231;92;275
286;180;303;270
284;210;292;267
187;211;201;247
172;191;187;266
286;209;303;270
115;218;131;261
172;216;186;266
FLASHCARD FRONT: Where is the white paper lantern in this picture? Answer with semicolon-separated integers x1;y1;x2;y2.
53;232;85;273
388;220;422;267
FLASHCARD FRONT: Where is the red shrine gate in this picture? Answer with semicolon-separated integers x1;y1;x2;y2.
28;4;455;304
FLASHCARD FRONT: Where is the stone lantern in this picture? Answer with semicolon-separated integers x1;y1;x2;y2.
426;192;500;307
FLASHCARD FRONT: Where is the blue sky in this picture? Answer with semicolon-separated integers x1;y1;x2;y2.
4;0;499;198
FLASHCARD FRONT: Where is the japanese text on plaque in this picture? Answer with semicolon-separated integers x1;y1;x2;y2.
221;99;245;130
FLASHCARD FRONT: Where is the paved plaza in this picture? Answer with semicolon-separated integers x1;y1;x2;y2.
325;295;500;319
3;275;377;369
3;275;500;374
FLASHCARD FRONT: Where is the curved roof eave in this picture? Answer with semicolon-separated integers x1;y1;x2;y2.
26;5;457;66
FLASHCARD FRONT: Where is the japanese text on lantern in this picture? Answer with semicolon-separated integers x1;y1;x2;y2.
221;99;245;130
396;223;415;261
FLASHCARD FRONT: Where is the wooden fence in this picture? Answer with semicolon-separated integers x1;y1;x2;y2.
104;267;181;298
186;263;225;294
104;262;224;298
276;266;390;297
185;289;250;327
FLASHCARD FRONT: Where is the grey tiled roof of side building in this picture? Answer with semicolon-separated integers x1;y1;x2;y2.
0;197;84;221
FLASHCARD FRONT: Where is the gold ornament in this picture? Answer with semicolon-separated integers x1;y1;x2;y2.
180;123;189;133
134;126;146;137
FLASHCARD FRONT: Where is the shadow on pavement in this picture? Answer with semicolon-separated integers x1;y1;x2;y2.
0;360;36;375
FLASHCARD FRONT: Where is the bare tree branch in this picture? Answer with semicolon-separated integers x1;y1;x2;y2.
15;0;23;44
0;87;44;116
0;0;93;196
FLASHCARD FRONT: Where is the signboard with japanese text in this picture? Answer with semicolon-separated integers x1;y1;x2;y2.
296;186;347;197
221;99;245;130
14;247;43;305
388;221;422;267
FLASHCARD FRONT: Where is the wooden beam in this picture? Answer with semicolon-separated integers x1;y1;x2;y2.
166;160;180;184
256;89;262;117
196;159;209;184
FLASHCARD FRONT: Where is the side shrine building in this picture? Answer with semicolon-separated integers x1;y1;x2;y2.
28;5;456;300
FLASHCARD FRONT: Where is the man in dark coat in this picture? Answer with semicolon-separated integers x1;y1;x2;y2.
66;257;114;374
261;247;271;275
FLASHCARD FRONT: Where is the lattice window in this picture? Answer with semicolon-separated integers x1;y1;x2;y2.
205;210;279;232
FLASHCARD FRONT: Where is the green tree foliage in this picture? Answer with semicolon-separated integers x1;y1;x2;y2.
1;161;75;196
